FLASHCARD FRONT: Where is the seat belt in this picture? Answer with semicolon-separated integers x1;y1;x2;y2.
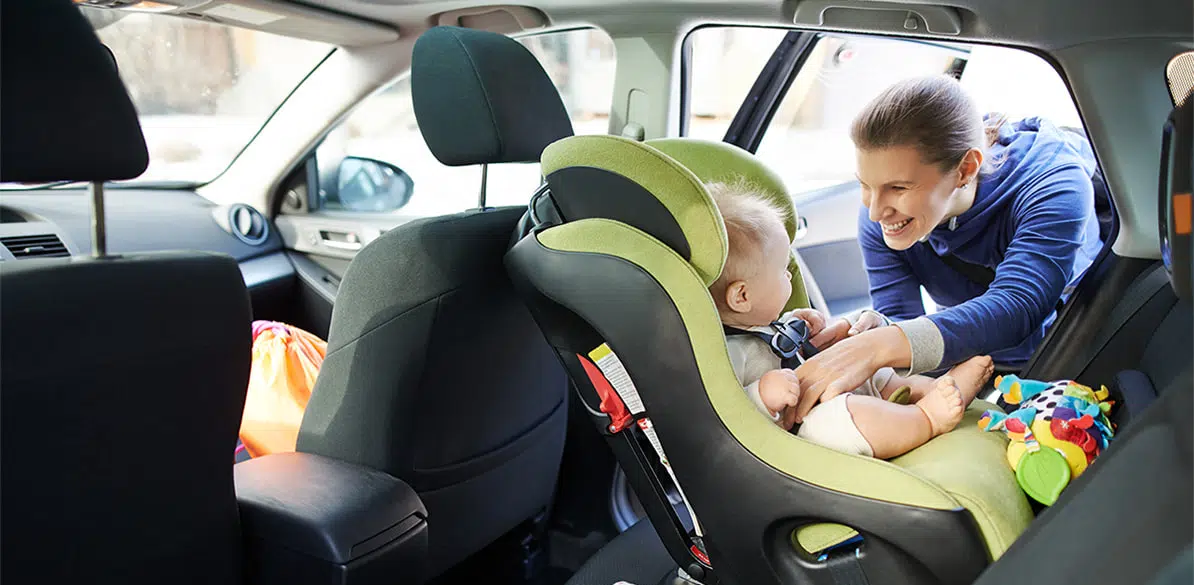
1068;264;1173;377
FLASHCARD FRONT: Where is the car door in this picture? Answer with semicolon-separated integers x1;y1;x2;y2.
271;28;617;338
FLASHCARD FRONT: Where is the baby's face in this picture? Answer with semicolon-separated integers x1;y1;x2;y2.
741;217;794;325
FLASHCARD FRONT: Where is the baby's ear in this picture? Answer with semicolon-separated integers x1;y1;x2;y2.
724;281;751;314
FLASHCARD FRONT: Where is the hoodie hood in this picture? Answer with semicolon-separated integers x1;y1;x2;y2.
926;116;1098;256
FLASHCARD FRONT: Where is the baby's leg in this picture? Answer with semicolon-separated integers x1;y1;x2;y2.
848;377;965;459
896;355;994;405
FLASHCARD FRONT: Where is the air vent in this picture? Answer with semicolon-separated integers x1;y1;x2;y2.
228;204;270;246
1;234;70;258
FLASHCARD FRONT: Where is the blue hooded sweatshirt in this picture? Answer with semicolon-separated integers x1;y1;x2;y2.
858;117;1103;370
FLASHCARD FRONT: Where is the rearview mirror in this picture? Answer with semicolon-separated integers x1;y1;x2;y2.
325;156;414;213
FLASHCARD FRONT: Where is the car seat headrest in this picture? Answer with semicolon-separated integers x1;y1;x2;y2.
0;0;149;183
411;26;574;167
1160;98;1193;300
540;135;728;285
646;138;798;241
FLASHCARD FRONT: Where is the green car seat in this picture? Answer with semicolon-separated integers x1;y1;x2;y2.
506;134;1032;584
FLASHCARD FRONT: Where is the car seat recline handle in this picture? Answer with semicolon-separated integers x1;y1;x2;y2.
792;0;964;36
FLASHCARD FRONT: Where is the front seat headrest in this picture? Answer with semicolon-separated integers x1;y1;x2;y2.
411;26;574;167
0;0;149;183
540;134;728;285
1159;98;1193;300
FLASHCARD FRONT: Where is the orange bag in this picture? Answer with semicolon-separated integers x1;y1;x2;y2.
238;321;327;458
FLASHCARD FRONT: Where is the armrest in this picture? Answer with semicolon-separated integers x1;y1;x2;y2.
235;452;427;584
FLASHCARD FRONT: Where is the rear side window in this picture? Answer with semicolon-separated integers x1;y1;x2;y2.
686;29;1083;199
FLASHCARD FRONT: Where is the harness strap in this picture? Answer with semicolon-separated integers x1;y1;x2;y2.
723;318;819;370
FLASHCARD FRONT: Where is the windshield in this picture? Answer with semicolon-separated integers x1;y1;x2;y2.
86;8;333;185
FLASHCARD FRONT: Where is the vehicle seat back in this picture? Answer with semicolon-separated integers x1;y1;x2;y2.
974;99;1192;585
0;2;252;583
507;134;1031;585
296;26;572;578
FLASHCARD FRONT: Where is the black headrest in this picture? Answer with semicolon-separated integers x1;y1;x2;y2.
0;0;149;183
1159;98;1193;300
411;26;573;167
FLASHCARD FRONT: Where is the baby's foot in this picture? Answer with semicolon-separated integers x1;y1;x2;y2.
916;376;965;437
945;355;995;405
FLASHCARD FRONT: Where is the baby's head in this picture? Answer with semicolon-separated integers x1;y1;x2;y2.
707;180;793;328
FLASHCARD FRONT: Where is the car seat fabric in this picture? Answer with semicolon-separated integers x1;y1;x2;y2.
0;2;251;583
410;26;574;166
2;254;253;584
645;138;812;312
298;26;573;578
515;134;1031;584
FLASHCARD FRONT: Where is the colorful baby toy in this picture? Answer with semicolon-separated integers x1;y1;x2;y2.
978;375;1115;506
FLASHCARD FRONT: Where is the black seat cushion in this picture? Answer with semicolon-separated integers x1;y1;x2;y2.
0;253;252;584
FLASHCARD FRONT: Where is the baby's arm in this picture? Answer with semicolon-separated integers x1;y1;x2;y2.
756;370;803;430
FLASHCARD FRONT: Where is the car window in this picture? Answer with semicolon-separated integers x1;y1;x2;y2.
686;29;1083;200
87;9;332;186
313;28;616;216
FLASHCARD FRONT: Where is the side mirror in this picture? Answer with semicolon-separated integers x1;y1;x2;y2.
324;156;414;213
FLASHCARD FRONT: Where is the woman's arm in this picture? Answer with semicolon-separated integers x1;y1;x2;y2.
858;208;926;321
912;163;1095;369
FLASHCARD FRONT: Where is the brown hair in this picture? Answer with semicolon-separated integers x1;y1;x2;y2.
850;75;1006;173
707;179;788;310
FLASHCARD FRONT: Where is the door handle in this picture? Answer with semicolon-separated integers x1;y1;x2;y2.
319;230;362;251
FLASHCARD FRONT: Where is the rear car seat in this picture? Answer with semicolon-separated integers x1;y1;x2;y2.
971;92;1193;585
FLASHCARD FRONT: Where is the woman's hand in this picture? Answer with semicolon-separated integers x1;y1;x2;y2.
793;326;910;422
807;309;888;350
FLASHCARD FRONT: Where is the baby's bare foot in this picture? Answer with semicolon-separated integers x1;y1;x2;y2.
916;376;965;437
945;355;994;405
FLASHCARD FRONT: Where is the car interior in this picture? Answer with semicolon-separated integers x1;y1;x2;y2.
0;0;1190;584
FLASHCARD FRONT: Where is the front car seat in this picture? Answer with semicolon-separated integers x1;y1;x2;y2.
0;1;252;583
295;26;571;578
506;134;1032;585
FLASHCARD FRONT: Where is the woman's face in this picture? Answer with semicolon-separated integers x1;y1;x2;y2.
856;145;965;251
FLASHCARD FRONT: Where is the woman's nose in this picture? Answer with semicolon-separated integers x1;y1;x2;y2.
867;192;887;222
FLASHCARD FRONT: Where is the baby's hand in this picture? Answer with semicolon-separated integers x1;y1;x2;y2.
785;308;828;337
759;369;802;430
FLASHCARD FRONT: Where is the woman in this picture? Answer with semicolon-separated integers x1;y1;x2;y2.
795;75;1103;422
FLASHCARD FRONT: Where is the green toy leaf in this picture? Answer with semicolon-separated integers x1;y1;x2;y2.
1016;448;1071;506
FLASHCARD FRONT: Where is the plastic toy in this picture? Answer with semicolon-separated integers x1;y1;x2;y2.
978;375;1115;506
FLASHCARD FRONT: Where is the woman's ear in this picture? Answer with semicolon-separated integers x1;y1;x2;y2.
959;148;984;186
724;280;752;314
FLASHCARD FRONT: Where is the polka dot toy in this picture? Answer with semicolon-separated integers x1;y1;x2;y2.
978;375;1115;506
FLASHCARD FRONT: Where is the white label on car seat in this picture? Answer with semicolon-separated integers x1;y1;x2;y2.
589;344;645;415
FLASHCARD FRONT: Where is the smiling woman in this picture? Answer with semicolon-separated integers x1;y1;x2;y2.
85;8;332;185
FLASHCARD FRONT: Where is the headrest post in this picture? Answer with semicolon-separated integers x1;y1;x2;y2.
89;181;107;258
478;163;489;209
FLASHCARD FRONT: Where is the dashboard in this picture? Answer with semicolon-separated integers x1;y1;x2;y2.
0;188;295;292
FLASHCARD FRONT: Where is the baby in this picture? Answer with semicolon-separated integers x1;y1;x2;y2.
707;180;994;459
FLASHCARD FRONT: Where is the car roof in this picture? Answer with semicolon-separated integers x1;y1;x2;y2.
300;0;1191;50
